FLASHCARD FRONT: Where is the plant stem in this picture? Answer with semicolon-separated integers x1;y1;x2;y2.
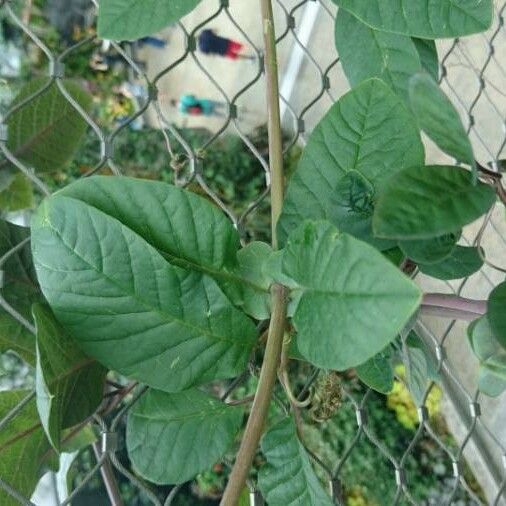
221;1;286;503
421;293;487;321
222;285;286;505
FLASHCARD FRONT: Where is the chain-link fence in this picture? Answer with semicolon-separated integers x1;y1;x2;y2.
1;0;506;504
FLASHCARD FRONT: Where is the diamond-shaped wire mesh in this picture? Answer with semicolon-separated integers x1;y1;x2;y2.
0;0;505;504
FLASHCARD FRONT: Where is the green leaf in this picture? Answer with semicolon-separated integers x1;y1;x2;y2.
403;332;437;405
0;219;39;365
412;39;439;81
31;194;256;392
0;170;15;192
356;351;394;394
98;0;203;40
232;241;272;319
0;173;34;212
33;303;107;450
0;390;53;506
468;316;506;397
55;176;266;315
409;73;475;168
278;78;424;245
335;10;422;101
399;231;460;265
282;221;421;370
373;166;496;239
6;78;92;173
258;418;333;506
418;245;483;280
329;171;396;250
126;388;243;484
382;247;405;266
332;0;493;38
488;281;506;348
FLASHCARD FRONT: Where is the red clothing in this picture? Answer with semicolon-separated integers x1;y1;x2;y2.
225;40;243;60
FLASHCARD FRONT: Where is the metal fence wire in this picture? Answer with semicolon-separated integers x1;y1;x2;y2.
1;0;506;504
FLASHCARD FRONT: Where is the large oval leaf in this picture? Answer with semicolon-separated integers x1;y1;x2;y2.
6;78;92;173
56;176;266;317
31;194;257;392
57;176;239;272
409;73;475;169
127;388;243;484
335;9;422;101
0;219;39;365
258;418;333;506
98;0;203;40
282;221;421;370
278;78;424;245
33;303;107;450
0;391;54;506
332;0;493;38
373;166;496;239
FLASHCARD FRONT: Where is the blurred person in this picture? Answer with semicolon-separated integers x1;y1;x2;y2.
197;29;254;60
170;95;227;117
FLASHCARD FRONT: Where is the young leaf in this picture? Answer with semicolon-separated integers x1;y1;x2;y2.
399;231;460;265
403;333;437;406
258;418;333;506
0;219;39;365
468;316;506;397
33;303;107;450
127;388;243;484
488;281;506;348
0;390;54;506
31;195;256;392
418;245;483;280
6;78;92;173
0;173;34;212
412;39;439;81
232;241;272;319
278;78;424;244
55;176;266;316
373;166;496;239
328;171;395;250
335;10;422;100
356;351;394;394
409;73;475;169
332;0;493;38
98;0;202;40
282;221;421;371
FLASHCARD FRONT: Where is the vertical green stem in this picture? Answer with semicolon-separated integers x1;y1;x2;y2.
220;0;286;504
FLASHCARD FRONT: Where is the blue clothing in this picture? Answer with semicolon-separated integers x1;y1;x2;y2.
198;29;229;55
138;36;166;48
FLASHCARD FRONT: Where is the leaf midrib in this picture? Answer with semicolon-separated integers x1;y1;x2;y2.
41;213;254;349
131;406;232;424
58;194;268;295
